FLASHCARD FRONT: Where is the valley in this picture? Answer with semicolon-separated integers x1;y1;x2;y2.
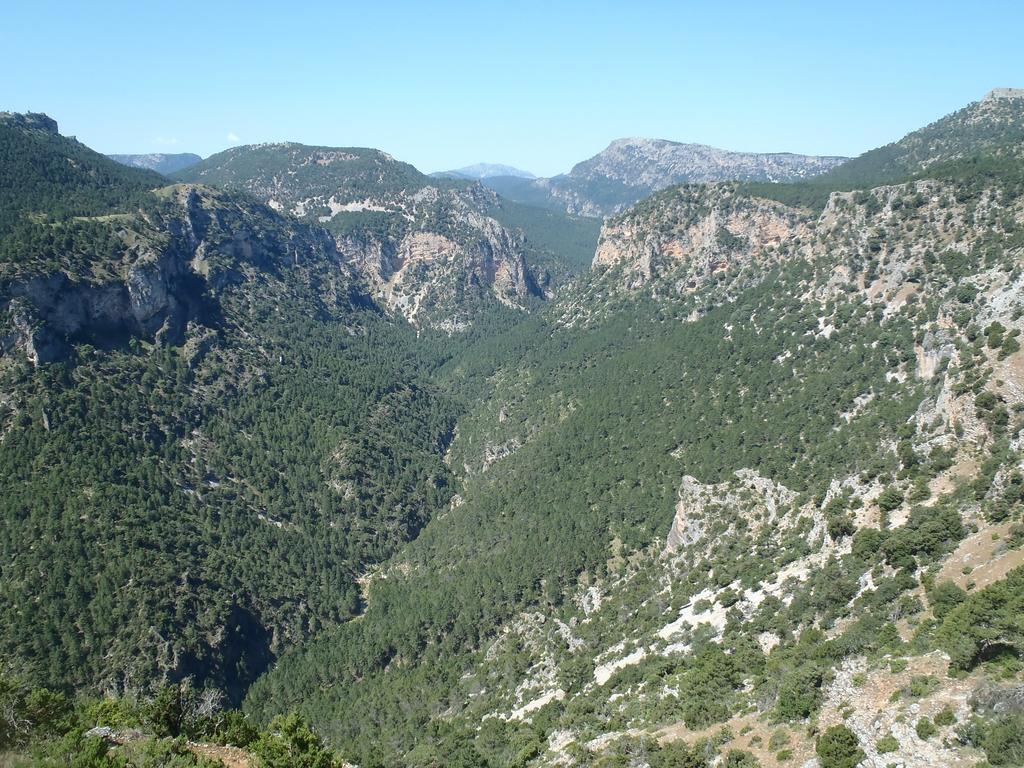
2;87;1024;768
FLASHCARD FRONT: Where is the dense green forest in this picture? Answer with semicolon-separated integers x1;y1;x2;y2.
243;266;932;763
0;117;482;705
0;300;473;701
484;197;601;275
0;115;163;235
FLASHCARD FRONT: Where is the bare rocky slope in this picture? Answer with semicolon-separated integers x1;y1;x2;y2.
499;170;1024;766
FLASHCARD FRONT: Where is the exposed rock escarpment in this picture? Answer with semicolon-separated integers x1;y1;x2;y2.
332;187;538;326
0;185;358;364
0;111;59;134
984;87;1024;102
593;184;809;290
664;470;796;555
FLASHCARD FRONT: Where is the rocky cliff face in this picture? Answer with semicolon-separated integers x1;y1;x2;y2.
0;184;359;365
176;143;542;327
593;183;810;291
664;470;796;555
0;112;59;133
330;184;538;328
590;173;1024;312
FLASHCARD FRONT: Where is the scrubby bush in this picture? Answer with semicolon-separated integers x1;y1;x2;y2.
937;566;1024;670
983;713;1024;766
934;706;956;727
816;724;865;768
647;740;708;768
768;729;790;750
907;675;940;699
775;663;824;721
722;750;760;767
876;734;899;753
250;713;341;768
916;716;937;739
877;487;904;512
927;581;967;619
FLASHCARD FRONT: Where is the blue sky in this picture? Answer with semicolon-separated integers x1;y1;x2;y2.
3;0;1023;176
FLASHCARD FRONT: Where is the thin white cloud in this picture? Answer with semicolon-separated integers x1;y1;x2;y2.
154;136;181;146
226;132;241;143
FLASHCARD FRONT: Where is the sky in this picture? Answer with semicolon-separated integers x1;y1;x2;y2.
3;1;1023;177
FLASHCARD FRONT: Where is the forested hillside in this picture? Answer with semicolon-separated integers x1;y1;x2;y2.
0;117;475;705
0;113;164;234
740;88;1024;210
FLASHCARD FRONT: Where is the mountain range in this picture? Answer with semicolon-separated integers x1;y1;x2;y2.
108;152;203;175
172;143;588;328
2;90;1024;768
432;163;537;180
482;138;848;217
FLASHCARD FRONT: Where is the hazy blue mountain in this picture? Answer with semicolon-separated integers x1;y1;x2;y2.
108;152;203;175
432;162;536;180
483;139;848;216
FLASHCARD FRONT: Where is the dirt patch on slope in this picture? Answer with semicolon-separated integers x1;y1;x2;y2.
938;520;1024;590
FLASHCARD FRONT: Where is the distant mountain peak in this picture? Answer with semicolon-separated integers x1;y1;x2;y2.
433;163;536;180
984;87;1024;101
571;137;847;181
605;136;695;149
483;138;848;217
108;152;203;175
